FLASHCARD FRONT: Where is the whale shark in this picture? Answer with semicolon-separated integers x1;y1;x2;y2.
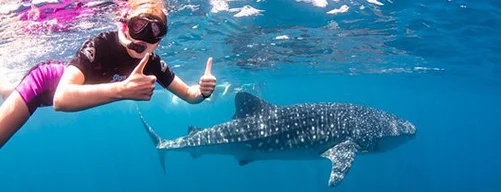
139;91;416;187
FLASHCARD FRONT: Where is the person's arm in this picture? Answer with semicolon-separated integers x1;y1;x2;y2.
166;58;216;104
53;65;122;111
167;76;205;104
53;54;156;112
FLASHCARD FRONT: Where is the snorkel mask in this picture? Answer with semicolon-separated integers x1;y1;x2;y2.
119;7;168;53
121;13;167;44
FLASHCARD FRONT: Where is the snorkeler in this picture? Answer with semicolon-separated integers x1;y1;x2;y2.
0;0;217;149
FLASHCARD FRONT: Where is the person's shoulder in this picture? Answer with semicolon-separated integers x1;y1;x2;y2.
150;53;170;67
77;30;118;53
151;52;162;61
148;53;173;73
74;31;119;64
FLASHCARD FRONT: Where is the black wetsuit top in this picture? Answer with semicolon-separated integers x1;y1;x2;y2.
16;31;175;115
69;31;175;88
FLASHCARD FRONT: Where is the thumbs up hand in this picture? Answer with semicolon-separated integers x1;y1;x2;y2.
120;53;157;100
199;57;216;98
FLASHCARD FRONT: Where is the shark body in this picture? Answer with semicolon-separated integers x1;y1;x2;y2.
140;91;416;187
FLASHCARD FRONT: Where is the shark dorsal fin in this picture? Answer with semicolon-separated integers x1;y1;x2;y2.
188;126;201;136
233;91;276;119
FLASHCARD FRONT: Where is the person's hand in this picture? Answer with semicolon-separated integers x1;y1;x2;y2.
120;53;157;100
199;57;216;98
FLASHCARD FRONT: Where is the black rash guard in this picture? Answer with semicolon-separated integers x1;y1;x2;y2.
69;31;175;88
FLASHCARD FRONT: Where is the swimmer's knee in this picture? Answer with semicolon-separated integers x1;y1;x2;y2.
0;78;14;100
0;91;30;116
0;86;14;100
1;89;12;100
0;91;31;149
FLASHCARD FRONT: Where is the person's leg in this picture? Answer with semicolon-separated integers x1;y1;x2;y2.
0;61;65;149
0;67;37;149
0;91;30;149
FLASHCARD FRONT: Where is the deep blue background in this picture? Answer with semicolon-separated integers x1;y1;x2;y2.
1;0;500;191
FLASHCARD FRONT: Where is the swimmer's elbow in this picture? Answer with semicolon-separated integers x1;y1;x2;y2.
53;96;66;111
53;91;63;111
53;103;64;112
53;92;75;112
53;101;79;112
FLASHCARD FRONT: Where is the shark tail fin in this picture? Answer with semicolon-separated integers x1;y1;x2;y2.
136;107;167;173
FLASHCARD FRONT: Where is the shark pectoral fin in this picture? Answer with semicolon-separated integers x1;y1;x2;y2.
320;140;359;187
237;159;254;166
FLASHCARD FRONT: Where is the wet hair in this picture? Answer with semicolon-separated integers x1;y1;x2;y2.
126;0;167;25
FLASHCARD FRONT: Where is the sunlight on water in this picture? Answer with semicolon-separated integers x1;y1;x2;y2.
1;0;499;88
0;1;500;192
0;0;442;83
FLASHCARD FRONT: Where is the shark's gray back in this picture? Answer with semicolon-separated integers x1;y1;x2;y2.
141;91;417;187
185;103;352;152
164;93;396;155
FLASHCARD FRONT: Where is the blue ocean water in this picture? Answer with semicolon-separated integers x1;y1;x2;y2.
0;0;500;191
